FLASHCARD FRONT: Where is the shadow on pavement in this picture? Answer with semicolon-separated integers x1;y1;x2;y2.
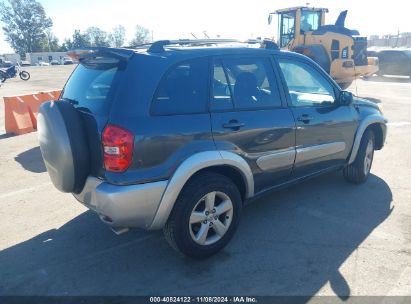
14;146;46;173
0;172;392;297
0;133;16;140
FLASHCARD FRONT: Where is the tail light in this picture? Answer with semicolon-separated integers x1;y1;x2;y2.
102;125;134;172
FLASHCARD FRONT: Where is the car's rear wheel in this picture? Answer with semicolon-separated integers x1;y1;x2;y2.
339;82;352;90
163;172;242;258
0;72;6;83
19;71;30;81
344;129;375;184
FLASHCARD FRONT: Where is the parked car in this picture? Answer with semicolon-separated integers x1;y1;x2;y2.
20;60;31;67
38;40;387;258
367;48;411;77
63;57;74;65
50;60;60;65
38;61;50;66
3;60;13;68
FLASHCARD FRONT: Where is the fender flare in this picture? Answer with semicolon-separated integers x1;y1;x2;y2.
348;115;387;164
148;151;254;230
292;44;331;73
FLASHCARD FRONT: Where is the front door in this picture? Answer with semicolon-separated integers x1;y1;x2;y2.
277;56;359;178
210;56;296;194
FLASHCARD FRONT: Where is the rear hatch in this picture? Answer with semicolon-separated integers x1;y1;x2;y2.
61;48;134;178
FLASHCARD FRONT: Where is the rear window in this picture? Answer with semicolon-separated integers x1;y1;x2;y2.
62;58;119;116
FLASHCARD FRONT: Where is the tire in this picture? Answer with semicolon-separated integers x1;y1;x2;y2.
0;72;6;83
38;101;90;193
19;71;30;81
339;82;353;90
163;172;242;258
344;129;375;184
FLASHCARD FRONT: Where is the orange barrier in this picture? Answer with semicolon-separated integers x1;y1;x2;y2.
3;90;62;135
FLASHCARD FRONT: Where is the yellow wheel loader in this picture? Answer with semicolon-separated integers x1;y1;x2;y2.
269;7;379;89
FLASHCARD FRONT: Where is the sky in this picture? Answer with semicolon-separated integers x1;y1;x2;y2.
0;0;409;53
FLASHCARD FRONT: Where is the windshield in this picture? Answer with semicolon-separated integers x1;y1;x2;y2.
62;58;119;116
300;10;321;32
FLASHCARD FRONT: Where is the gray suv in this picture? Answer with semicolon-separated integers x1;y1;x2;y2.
38;39;387;257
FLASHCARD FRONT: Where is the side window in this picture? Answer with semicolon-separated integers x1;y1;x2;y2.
300;11;321;33
211;61;234;111
211;57;282;111
152;58;208;115
278;59;336;107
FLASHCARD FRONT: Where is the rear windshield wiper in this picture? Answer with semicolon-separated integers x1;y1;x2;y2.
62;97;79;105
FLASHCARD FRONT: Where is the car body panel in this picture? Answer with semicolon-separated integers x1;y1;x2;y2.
48;44;387;232
367;49;411;76
290;104;359;176
148;150;254;230
211;109;296;193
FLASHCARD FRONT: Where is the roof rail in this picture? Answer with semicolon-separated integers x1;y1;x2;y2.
148;39;239;53
147;39;279;53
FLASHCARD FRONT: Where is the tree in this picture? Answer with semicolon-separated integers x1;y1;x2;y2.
85;26;110;47
44;29;60;51
0;0;53;56
129;25;151;47
109;25;125;47
63;29;91;50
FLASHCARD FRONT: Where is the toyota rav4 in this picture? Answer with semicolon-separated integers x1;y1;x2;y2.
38;39;387;258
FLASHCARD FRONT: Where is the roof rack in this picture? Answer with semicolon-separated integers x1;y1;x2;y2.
146;39;279;53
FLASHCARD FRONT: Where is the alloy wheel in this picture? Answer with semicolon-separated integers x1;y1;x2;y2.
189;191;233;246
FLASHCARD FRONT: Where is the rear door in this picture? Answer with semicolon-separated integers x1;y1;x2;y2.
210;55;296;194
276;56;358;178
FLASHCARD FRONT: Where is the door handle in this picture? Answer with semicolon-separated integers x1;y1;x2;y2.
223;120;245;130
297;115;314;122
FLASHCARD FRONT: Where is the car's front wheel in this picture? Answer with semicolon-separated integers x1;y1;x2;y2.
344;129;375;184
163;172;242;258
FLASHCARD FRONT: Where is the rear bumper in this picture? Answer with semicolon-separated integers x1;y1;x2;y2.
73;177;167;229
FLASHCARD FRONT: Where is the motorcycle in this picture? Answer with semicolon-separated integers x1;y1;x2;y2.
0;63;30;83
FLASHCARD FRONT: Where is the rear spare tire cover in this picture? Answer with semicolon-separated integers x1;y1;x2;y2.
38;101;90;193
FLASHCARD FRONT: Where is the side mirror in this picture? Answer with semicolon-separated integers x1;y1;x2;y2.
339;91;353;105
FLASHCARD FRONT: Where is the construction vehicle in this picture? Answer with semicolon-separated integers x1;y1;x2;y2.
268;7;379;88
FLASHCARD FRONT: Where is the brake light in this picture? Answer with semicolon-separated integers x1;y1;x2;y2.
102;125;134;172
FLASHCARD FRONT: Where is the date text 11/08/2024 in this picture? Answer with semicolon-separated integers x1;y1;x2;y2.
149;297;257;303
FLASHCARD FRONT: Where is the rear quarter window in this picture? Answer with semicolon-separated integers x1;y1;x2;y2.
151;58;209;115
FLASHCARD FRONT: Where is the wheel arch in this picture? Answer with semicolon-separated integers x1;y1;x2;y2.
148;151;254;230
348;115;387;164
190;165;247;202
368;123;385;150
